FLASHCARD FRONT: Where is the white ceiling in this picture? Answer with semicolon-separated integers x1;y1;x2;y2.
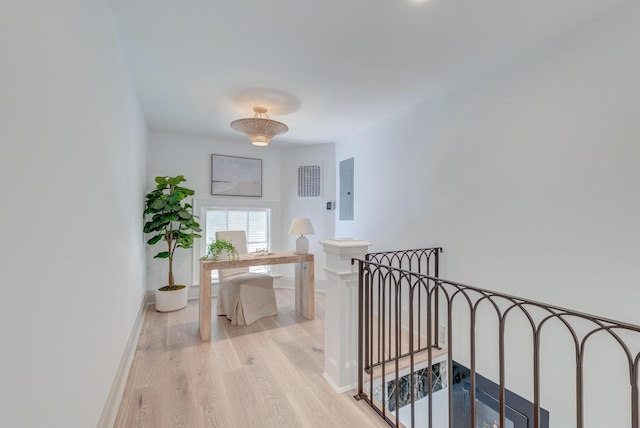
109;0;633;147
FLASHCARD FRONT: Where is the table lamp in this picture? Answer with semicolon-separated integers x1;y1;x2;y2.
288;217;315;254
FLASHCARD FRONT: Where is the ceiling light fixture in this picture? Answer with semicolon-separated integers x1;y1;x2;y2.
230;106;288;146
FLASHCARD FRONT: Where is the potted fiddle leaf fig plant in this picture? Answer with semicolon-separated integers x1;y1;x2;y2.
144;175;202;312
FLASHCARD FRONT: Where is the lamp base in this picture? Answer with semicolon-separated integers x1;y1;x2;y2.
295;235;310;254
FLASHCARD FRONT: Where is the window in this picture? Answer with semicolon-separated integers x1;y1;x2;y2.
204;208;269;252
202;207;271;279
192;199;277;287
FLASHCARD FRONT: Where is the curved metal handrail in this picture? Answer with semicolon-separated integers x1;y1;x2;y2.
353;248;640;428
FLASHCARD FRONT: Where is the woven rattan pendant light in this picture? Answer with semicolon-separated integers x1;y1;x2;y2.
230;106;288;146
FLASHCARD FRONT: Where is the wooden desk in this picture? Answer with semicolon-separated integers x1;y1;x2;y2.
199;251;314;341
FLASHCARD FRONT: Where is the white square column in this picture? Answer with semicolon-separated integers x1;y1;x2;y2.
321;238;372;393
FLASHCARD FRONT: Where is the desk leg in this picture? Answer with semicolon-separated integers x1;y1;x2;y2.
295;260;315;319
199;266;211;341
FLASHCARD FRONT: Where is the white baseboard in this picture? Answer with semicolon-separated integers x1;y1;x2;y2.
97;292;149;428
322;372;357;394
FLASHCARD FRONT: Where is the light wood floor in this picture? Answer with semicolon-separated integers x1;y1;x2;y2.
114;289;390;428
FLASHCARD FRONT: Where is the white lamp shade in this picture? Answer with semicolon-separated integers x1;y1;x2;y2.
288;217;315;236
288;218;315;254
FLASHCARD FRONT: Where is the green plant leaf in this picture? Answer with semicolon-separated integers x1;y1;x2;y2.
150;198;166;210
178;210;192;220
147;235;163;245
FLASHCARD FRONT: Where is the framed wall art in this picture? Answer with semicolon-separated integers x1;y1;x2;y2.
211;154;262;197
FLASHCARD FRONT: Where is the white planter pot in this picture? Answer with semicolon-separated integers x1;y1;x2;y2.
155;285;188;312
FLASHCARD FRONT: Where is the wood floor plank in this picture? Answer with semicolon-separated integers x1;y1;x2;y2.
115;289;389;428
286;386;339;428
201;399;232;428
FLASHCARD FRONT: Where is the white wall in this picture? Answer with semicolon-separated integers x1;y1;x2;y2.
337;0;640;321
146;132;335;288
0;1;147;427
280;144;336;284
336;2;640;426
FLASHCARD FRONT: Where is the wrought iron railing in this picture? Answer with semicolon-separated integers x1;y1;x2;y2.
353;248;640;428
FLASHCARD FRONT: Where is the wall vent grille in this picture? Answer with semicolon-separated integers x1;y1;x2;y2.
297;165;321;198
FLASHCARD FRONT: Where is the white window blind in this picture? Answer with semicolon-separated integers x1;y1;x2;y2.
203;207;271;278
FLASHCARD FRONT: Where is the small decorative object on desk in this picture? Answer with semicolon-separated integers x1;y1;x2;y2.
253;248;274;257
202;239;239;261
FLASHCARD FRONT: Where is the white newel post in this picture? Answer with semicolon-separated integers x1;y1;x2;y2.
321;238;372;393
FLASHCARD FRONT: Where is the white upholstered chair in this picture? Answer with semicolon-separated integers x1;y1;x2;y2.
215;230;277;325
